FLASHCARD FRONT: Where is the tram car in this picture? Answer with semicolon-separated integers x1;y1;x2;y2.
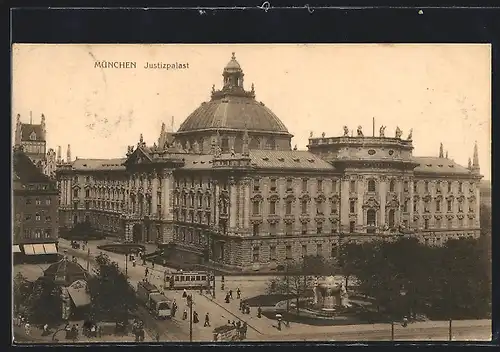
164;271;213;290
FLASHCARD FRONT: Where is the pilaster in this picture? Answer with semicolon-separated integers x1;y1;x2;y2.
356;175;364;228
229;177;237;229
340;175;350;231
379;176;387;226
243;178;251;230
152;171;158;216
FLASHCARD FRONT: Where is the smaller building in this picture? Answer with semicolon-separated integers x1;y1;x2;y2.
43;256;89;286
13;146;59;262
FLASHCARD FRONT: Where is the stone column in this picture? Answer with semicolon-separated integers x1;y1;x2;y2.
229;177;237;230
409;178;414;227
356;176;364;229
379;176;387;226
243;178;251;230
162;170;173;221
214;182;220;227
151;171;158;216
67;178;72;206
340;176;350;232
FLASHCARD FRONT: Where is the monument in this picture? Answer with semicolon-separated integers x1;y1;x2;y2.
312;276;351;314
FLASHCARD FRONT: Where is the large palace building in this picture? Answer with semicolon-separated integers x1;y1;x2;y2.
55;53;483;271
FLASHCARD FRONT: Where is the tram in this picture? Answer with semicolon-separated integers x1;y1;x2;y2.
164;271;213;290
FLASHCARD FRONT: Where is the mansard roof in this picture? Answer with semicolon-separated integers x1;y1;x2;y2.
20;123;45;142
412;157;473;176
72;158;127;171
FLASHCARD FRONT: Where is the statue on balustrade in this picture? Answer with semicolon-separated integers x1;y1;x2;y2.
395;126;403;139
379;125;386;137
343;126;349;136
357;126;364;137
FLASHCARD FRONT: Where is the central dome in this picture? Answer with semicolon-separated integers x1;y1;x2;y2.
177;53;290;135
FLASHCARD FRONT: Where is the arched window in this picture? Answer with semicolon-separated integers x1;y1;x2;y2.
249;137;260;150
368;179;376;192
221;137;229;152
266;138;276;150
367;209;376;227
389;180;396;192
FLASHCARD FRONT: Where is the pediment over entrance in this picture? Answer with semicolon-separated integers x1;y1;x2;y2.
123;147;153;166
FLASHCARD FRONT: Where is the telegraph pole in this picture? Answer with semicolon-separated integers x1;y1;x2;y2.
125;253;128;276
188;296;193;342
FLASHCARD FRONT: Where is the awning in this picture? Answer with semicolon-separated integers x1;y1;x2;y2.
32;244;46;255
43;243;58;254
23;245;35;255
67;286;91;307
13;245;21;253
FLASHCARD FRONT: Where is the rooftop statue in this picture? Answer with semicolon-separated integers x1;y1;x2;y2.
357;126;364;137
395;126;403;139
321;132;326;138
309;131;313;138
185;140;191;152
192;140;200;154
406;128;413;141
293;144;298;151
230;146;235;157
379;125;386;137
343;126;349;136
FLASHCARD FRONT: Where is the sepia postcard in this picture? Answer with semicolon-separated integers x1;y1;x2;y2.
12;44;492;343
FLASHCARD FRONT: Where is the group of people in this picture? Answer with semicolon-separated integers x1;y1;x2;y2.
181;289;211;327
132;319;145;342
228;320;248;340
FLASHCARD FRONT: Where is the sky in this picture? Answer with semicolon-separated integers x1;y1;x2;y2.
12;44;491;179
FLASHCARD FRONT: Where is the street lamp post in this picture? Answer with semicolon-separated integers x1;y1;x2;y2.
125;253;128;276
86;248;90;271
449;319;452;341
187;295;193;342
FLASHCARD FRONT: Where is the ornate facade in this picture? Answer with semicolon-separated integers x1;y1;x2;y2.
55;54;482;271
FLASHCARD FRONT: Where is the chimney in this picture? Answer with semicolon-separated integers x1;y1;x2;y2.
439;143;444;158
41;113;46;133
57;145;62;163
30;111;32;125
66;144;71;163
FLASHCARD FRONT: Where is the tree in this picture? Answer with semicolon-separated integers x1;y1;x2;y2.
338;241;365;290
267;259;312;314
25;277;63;325
13;273;32;315
480;202;491;236
87;253;137;323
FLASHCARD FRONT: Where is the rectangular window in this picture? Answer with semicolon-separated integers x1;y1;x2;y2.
316;243;322;256
317;179;323;192
302;223;307;235
253;201;260;215
404;181;409;192
448;182;452;193
317;201;323;214
270;179;277;192
349;221;355;233
269;223;277;235
425;181;429;192
270;201;276;215
270;246;277;261
302;244;307;257
436;200;441;212
46;198;51;205
413;182;418;193
253;179;260;192
285;223;293;236
253;223;259;237
35;198;41;205
301;200;307;214
403;200;408;212
349;200;355;213
45;216;51;222
26;198;32;205
414;199;418;212
302;179;308;192
35;213;41;221
459;182;463;193
25;214;32;221
331;201;338;214
73;189;79;198
332;180;337;192
286;179;293;191
424;219;429;229
286;245;292;259
447;200;452;212
286;201;292;215
350;180;356;192
448;219;453;228
317;225;322;234
331;244;337;258
44;229;52;238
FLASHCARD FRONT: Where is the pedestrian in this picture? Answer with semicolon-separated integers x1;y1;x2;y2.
204;313;211;327
237;287;241;299
133;258;136;267
221;283;225;291
155;331;160;342
200;286;203;294
229;289;233;299
257;306;262;318
239;300;243;311
183;309;188;320
242;322;247;339
193;311;199;324
225;293;230;303
24;322;30;335
232;320;236;327
236;321;241;329
43;323;49;335
145;267;149;277
227;320;231;326
246;305;250;314
182;289;187;298
152;261;155;269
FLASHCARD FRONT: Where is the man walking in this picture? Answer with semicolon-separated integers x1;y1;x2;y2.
204;313;211;327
